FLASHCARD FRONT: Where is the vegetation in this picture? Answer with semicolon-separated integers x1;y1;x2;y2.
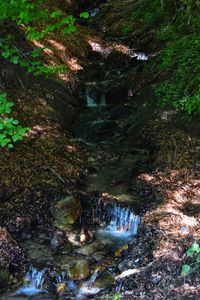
121;0;200;115
0;92;30;148
0;0;89;76
181;242;200;276
0;0;89;148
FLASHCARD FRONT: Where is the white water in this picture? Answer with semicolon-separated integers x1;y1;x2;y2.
86;88;97;107
86;88;106;107
77;273;102;297
96;204;140;249
107;205;140;234
16;266;46;296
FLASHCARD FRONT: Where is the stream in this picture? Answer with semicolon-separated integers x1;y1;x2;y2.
1;89;146;299
1;4;151;300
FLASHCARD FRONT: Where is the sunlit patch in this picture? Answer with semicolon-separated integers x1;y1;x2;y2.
31;40;44;48
47;39;66;52
66;145;76;152
112;44;130;54
140;174;155;182
88;40;111;57
67;57;82;71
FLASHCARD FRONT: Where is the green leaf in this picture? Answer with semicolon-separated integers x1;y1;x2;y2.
50;10;62;18
11;56;19;64
80;12;90;19
187;243;200;256
191;243;200;253
12;120;19;125
8;143;14;149
2;51;10;59
196;254;200;263
181;264;191;276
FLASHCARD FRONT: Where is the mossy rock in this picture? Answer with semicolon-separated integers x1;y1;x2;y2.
93;272;115;289
54;196;83;227
67;259;90;281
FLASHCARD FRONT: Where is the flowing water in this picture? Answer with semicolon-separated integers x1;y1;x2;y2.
96;204;140;250
1;4;152;298
2;80;146;300
3;204;139;299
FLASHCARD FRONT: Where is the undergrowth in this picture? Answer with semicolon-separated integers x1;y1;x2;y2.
121;0;200;115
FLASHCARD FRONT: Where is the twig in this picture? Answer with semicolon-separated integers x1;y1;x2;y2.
48;167;65;184
17;76;25;90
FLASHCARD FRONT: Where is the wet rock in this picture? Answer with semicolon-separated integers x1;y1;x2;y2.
76;241;103;256
22;240;54;264
105;50;131;69
0;269;10;288
54;196;82;228
93;272;115;289
50;231;67;253
80;228;93;245
92;252;106;262
67;259;90;281
57;282;66;293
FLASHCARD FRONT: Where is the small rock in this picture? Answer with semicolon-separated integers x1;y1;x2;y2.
92;252;106;262
57;282;66;293
151;273;162;284
80;228;93;245
50;234;63;253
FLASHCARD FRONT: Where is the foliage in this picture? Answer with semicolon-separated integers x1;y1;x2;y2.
111;293;121;300
0;0;89;76
0;35;66;76
0;1;89;148
125;0;200;115
0;93;30;148
181;242;200;276
155;34;200;115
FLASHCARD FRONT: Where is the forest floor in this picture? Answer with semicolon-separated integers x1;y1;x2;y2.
111;120;200;299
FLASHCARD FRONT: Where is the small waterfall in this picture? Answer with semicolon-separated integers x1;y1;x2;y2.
94;202;140;249
16;266;46;296
100;94;106;106
136;53;149;61
86;88;106;107
86;88;97;107
55;272;66;285
107;205;140;235
77;273;101;297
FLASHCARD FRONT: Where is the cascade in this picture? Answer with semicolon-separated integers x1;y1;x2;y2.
16;266;46;296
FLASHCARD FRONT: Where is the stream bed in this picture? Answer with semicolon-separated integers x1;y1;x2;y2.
2;201;140;299
0;5;151;298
